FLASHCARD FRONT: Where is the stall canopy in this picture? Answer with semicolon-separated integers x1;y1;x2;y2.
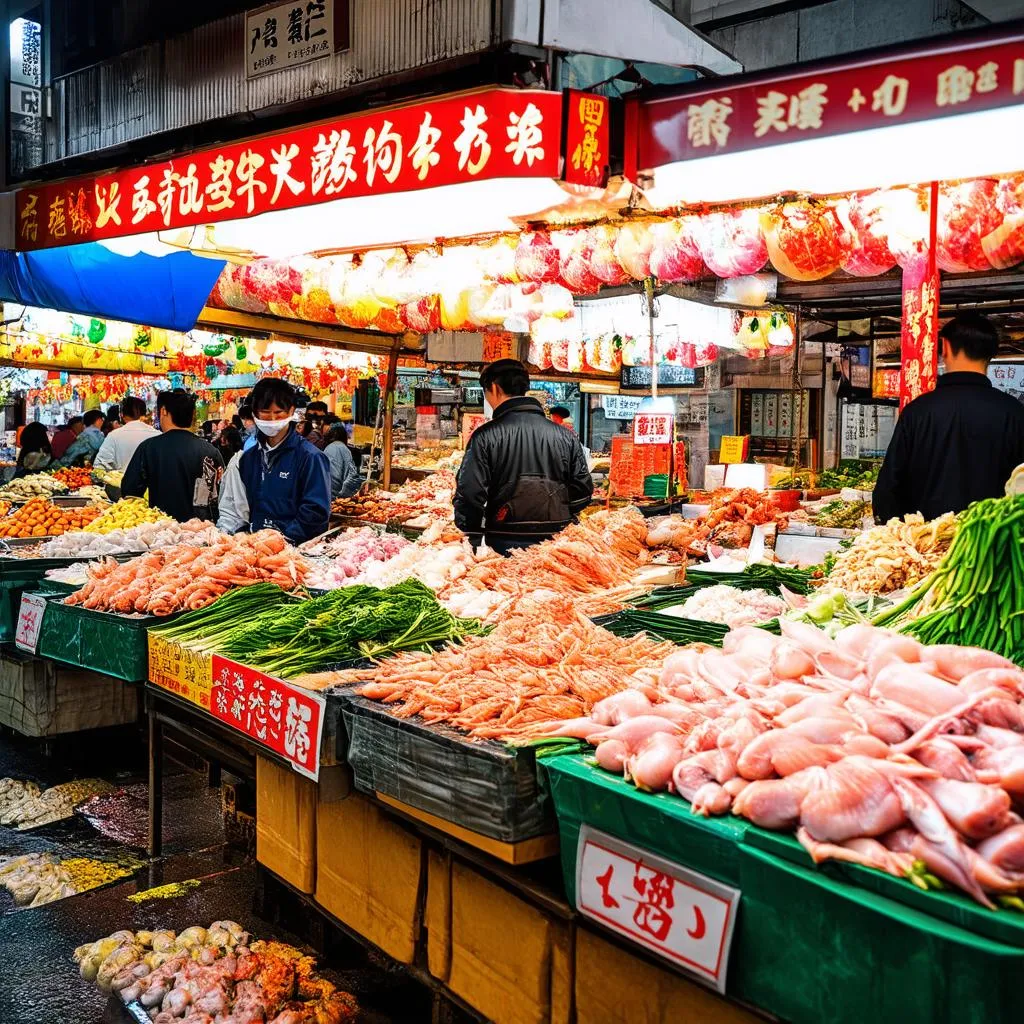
0;243;226;330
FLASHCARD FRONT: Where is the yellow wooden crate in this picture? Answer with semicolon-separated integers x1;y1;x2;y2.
256;755;318;894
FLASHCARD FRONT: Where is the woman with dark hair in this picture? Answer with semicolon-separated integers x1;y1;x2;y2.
323;422;361;499
104;404;122;434
217;426;244;463
15;422;53;477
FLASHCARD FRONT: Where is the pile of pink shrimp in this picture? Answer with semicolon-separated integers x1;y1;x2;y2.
65;530;309;615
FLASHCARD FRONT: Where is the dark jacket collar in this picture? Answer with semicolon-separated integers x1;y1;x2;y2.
492;396;545;420
937;371;992;388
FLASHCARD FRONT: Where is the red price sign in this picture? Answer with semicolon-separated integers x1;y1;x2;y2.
15;593;48;653
576;826;739;992
210;656;326;780
633;412;674;446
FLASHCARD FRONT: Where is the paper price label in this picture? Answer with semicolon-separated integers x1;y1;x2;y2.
15;593;47;653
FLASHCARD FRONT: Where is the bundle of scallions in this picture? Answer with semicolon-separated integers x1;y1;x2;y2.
149;579;487;678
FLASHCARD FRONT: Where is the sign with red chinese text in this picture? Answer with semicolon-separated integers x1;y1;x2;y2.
718;435;750;464
15;593;47;653
872;368;901;400
576;826;739;992
899;259;940;409
481;331;515;363
564;90;610;188
16;88;562;251
245;0;349;80
210;655;326;780
625;29;1024;173
633;412;674;446
989;362;1024;402
148;634;214;707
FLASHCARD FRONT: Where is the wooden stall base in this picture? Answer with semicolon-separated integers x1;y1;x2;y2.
376;791;560;866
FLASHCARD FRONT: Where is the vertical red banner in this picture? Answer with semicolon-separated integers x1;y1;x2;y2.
563;91;610;188
899;182;940;409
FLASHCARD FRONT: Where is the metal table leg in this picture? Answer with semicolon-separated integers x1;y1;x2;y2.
148;709;163;858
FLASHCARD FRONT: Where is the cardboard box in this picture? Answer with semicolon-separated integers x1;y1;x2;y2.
575;927;759;1024
446;860;572;1024
0;651;135;737
256;756;317;894
426;849;453;982
315;792;422;963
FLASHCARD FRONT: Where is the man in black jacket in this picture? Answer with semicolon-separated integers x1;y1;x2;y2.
873;312;1024;523
454;360;593;554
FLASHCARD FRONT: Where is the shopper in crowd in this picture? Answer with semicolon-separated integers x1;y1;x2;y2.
874;311;1024;522
217;426;244;464
454;359;593;555
122;391;224;522
549;406;572;428
323;422;361;499
217;377;330;544
55;409;106;467
238;404;258;452
14;422;54;477
103;405;122;434
50;416;83;460
302;400;328;448
93;396;159;472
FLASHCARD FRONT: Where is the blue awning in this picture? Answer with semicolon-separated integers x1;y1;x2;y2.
0;242;225;331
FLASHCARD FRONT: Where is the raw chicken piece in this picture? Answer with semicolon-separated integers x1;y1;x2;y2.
590;716;681;752
814;649;864;681
628;733;685;792
834;623;893;660
773;691;848;727
799;757;933;843
736;730;842;781
920;778;1012;839
957;667;1024;698
590;689;653;725
692;782;733;816
844;694;911;744
784;714;865;745
911;738;977;781
769;642;817;681
922;644;1015;681
797;828;915;879
778;619;836;658
732;767;829;829
869;664;963;715
864;635;924;681
672;749;737;801
722;626;781;661
594;739;628;773
976;824;1024;873
891;777;994;908
892;687;1013;754
971;746;1024;800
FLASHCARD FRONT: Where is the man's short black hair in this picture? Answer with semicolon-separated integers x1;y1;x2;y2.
82;409;105;428
939;311;1000;364
121;396;146;420
549;406;570;419
67;416;83;429
480;359;530;397
157;390;197;429
250;377;297;413
306;400;329;415
237;404;254;424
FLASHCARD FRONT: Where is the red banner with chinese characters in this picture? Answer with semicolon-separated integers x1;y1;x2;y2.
625;30;1024;172
564;90;610;188
899;260;940;408
872;368;902;400
210;655;326;780
16;88;564;251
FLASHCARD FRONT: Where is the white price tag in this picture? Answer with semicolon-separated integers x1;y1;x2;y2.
576;825;739;993
633;412;673;446
15;593;47;653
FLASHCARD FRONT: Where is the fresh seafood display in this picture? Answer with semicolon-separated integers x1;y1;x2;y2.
664;584;787;627
302;527;409;588
331;468;457;526
540;619;1024;906
315;590;675;739
393;443;463;471
0;776;114;829
0;474;68;500
65;531;309;615
0;851;137;906
41;518;222;558
825;512;955;594
76;922;358;1024
51;466;94;490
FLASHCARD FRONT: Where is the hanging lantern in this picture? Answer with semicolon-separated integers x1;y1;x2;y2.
937;178;1001;273
648;218;705;283
839;192;898;277
698;209;768;278
763;201;849;281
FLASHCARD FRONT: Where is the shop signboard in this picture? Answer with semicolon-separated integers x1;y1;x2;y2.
718;435;749;463
625;29;1024;172
245;0;350;79
575;825;739;993
633;412;673;446
872;368;901;399
600;395;643;420
14;593;47;653
564;91;610;188
16;87;564;251
620;364;704;390
148;634;214;707
210;655;326;780
988;363;1024;403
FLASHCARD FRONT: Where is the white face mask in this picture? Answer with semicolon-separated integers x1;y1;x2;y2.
255;416;290;438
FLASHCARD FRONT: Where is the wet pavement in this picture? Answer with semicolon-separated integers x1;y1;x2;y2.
0;728;437;1024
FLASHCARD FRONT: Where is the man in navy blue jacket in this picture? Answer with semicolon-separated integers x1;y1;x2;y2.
217;378;330;545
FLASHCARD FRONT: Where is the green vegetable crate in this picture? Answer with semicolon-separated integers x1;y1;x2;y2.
545;754;1024;1024
0;554;85;642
